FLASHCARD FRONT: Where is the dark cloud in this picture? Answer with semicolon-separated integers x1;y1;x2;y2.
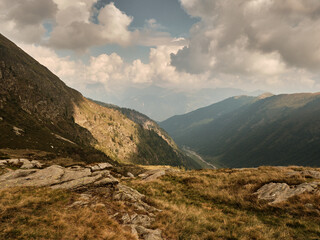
5;0;57;26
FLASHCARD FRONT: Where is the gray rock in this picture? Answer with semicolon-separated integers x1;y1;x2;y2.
0;169;37;182
0;164;119;190
7;159;20;166
90;165;101;172
301;170;320;179
113;184;146;202
51;175;101;189
94;176;119;186
139;169;168;182
121;213;132;224
127;172;135;178
135;226;162;240
0;160;8;165
60;168;91;182
131;214;152;227
19;159;37;169
113;184;159;213
90;163;113;172
98;162;113;170
31;160;43;168
255;181;320;204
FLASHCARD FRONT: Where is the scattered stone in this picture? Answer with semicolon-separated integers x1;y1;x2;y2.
31;160;43;168
20;159;34;169
139;169;167;182
301;170;320;179
0;160;7;167
131;214;153;227
121;213;132;224
255;181;320;204
13;126;24;135
94;176;119;186
7;159;20;166
113;184;159;214
135;226;162;240
305;203;314;209
90;162;113;172
98;162;113;170
127;172;135;178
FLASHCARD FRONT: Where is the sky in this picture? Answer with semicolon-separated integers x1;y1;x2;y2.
1;0;320;103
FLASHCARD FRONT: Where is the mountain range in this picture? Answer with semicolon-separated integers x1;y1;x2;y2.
99;85;263;121
160;93;320;168
0;33;198;169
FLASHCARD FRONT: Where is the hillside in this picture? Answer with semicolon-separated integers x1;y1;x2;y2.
160;93;320;168
0;33;198;169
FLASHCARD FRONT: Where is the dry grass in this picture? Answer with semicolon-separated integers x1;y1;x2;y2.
129;166;320;240
0;187;135;240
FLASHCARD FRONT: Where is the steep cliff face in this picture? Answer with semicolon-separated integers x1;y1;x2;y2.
0;34;197;168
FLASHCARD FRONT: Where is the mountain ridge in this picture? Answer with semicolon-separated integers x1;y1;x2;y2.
0;33;198;169
160;92;320;168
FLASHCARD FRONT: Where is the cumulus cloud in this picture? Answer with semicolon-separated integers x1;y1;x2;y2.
48;2;133;51
0;0;183;51
173;0;320;76
0;0;57;43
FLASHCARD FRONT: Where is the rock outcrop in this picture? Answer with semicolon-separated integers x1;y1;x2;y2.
255;181;320;204
139;168;177;182
0;164;118;189
0;161;163;240
0;158;43;169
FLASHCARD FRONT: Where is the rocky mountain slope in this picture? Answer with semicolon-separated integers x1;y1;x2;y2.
0;33;197;169
161;93;320;168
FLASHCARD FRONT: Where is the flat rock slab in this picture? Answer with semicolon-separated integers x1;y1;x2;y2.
0;164;118;189
1;159;43;169
138;169;176;182
255;181;320;204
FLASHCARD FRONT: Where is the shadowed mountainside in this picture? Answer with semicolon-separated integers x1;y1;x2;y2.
161;93;320;168
0;33;199;169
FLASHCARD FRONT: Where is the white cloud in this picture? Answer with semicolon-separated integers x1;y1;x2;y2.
48;2;133;51
172;0;320;91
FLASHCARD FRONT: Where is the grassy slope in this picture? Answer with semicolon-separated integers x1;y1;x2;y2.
128;167;320;240
0;187;135;240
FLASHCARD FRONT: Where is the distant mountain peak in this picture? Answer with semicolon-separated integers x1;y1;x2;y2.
257;92;274;99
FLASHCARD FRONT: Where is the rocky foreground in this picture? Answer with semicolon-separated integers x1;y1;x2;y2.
1;160;320;239
0;159;175;240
